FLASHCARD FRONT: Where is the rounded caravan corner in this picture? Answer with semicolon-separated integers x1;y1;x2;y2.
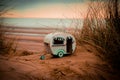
44;32;54;44
44;32;76;58
44;32;54;54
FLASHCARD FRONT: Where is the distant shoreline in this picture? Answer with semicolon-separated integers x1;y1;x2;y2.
1;18;83;28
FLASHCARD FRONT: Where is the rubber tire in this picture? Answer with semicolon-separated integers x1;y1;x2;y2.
57;52;64;58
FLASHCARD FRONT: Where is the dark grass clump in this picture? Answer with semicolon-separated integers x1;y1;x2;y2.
0;25;17;55
75;0;120;72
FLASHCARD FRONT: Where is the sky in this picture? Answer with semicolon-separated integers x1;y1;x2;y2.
0;0;89;18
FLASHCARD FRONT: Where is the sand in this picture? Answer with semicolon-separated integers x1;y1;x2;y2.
0;27;119;80
0;45;118;80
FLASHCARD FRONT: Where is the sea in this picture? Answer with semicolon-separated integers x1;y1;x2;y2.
1;18;84;28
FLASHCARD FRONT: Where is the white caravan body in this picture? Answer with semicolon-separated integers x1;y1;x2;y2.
44;32;76;57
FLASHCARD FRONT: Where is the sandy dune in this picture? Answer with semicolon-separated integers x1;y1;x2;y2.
0;45;118;80
0;27;119;80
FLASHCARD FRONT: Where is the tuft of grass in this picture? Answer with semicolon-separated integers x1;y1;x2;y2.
20;51;33;56
0;25;17;55
74;0;120;72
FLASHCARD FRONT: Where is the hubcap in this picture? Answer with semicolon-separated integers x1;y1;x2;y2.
58;52;63;58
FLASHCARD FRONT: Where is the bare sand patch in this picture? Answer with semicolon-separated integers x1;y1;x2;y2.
0;45;117;80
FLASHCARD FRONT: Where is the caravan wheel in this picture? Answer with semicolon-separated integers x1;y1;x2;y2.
58;52;64;58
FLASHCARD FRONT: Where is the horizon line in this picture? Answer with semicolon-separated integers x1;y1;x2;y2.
0;17;84;19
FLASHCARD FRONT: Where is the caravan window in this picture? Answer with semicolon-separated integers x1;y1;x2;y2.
53;37;64;44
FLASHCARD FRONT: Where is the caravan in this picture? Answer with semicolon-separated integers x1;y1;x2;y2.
44;32;76;58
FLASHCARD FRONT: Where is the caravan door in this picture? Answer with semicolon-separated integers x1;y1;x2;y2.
66;37;72;54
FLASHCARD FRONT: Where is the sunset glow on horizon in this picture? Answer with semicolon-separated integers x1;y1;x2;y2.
1;0;88;19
